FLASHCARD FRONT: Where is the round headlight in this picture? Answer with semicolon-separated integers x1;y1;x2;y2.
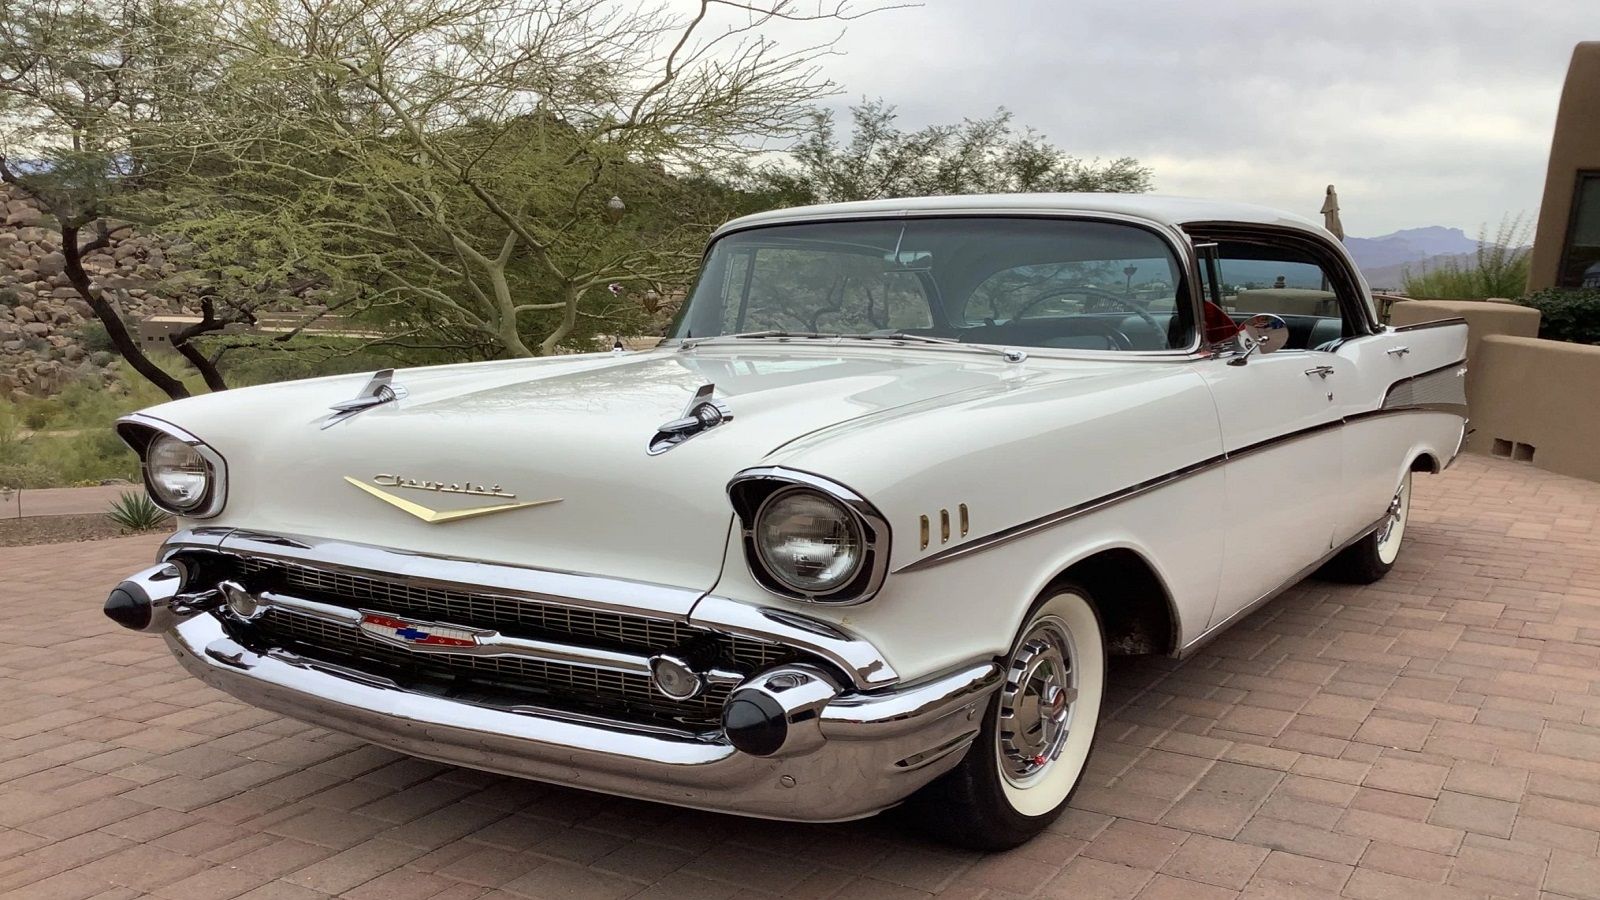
146;434;211;511
753;488;864;595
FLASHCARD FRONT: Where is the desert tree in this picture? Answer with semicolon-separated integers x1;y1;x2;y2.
146;0;892;359
752;99;1153;206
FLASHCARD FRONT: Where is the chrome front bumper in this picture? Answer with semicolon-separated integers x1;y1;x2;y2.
166;613;999;821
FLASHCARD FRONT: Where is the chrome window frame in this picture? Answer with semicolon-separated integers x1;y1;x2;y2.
115;413;229;519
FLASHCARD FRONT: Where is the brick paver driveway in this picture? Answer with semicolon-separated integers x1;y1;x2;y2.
2;455;1598;899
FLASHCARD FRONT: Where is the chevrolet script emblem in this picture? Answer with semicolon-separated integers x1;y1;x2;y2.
345;476;561;523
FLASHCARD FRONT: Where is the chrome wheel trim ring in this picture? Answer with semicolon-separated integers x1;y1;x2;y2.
997;614;1079;788
1376;475;1410;564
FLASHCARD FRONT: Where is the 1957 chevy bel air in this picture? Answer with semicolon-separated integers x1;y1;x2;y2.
103;194;1468;848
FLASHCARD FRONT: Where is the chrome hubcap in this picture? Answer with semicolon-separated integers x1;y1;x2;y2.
1376;481;1406;546
998;617;1077;785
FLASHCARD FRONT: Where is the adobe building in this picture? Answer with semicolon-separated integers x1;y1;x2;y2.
1529;42;1600;291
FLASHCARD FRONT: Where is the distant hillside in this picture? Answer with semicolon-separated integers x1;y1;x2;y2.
1360;252;1477;293
1345;226;1481;272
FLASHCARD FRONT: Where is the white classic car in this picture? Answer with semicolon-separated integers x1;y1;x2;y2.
103;194;1468;848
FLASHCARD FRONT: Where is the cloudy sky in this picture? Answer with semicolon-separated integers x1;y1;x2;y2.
791;0;1584;237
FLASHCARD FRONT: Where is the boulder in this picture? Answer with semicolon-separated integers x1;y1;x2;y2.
35;251;65;276
21;322;51;337
4;205;42;227
12;306;35;323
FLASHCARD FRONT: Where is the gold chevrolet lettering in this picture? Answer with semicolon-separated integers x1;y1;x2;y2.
345;477;560;523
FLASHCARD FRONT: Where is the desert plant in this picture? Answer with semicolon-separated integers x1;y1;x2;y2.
1402;216;1531;300
106;491;171;532
0;462;61;489
1524;288;1600;346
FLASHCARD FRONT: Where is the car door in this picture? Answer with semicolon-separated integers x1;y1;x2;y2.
1188;229;1364;632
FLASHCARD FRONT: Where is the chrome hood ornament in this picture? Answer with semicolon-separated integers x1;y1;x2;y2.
649;383;734;455
323;369;407;429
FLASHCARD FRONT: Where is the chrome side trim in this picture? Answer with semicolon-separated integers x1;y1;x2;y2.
899;402;1460;575
690;594;901;687
1174;513;1387;659
1390;316;1468;332
214;530;705;621
115;413;230;519
726;467;892;605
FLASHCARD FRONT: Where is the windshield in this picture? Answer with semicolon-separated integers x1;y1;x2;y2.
669;217;1194;352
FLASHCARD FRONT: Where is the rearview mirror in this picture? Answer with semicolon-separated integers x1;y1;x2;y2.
1227;313;1288;366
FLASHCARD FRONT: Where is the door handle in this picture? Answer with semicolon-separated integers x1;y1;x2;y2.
1304;365;1335;379
1386;346;1411;357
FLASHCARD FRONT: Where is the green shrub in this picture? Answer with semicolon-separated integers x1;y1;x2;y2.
76;320;115;353
0;462;62;489
1524;288;1600;346
0;289;20;308
1402;217;1530;300
106;491;171;532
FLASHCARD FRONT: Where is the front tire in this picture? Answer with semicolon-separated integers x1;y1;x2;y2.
1319;471;1411;584
910;585;1106;849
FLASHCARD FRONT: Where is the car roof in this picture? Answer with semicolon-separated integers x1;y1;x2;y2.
712;193;1330;239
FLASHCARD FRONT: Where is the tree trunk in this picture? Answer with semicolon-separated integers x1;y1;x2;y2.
169;297;231;392
60;223;191;400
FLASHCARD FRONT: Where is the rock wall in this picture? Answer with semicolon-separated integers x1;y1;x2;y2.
0;184;194;400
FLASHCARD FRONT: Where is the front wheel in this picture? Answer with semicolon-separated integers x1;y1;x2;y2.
909;585;1106;849
1319;471;1411;584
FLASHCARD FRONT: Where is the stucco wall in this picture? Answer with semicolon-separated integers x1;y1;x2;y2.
1470;336;1600;482
1388;299;1541;402
1529;42;1600;291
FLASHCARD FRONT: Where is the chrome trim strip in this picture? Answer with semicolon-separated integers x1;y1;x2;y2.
689;594;901;687
230;587;664;676
215;530;704;622
115;413;230;519
899;399;1462;575
1175;513;1387;659
164;614;997;822
726;466;893;605
1390;316;1468;332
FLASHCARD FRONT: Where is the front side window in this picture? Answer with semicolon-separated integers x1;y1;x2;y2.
1200;237;1358;351
672;217;1194;352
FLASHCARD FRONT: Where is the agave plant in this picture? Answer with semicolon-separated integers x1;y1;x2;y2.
107;491;172;533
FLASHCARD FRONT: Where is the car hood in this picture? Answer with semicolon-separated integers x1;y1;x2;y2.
147;346;1048;593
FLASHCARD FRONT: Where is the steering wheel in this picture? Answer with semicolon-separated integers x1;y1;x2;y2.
1012;286;1163;334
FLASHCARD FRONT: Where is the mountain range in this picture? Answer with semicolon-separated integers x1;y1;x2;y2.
1343;226;1484;291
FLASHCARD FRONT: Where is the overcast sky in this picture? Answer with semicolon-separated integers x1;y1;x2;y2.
796;0;1584;237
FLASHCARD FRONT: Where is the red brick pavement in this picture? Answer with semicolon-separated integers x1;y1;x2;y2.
1;454;1598;898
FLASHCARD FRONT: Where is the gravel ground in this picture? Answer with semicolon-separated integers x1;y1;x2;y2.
0;513;172;547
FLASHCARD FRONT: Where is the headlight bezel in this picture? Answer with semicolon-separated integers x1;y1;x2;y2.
115;414;228;518
728;467;890;605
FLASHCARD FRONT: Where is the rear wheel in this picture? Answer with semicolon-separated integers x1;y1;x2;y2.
1319;472;1411;584
910;585;1106;849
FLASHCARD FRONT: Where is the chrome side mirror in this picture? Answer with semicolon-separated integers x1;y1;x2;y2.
1228;313;1289;366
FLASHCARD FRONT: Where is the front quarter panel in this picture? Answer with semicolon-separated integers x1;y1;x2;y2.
708;362;1229;682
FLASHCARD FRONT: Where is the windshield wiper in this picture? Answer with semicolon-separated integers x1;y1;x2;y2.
841;332;1028;362
730;330;840;340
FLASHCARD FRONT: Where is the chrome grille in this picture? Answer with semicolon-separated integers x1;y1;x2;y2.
253;610;733;725
233;557;786;669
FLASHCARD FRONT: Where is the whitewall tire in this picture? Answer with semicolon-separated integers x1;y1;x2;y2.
1319;471;1412;584
910;585;1105;849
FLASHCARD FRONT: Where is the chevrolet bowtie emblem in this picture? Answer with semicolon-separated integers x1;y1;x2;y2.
344;477;561;523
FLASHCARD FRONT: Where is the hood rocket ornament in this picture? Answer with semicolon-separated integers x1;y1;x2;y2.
648;383;734;455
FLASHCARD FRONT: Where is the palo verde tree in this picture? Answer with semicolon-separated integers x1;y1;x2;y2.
752;99;1153;206
0;0;251;398
144;0;889;360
